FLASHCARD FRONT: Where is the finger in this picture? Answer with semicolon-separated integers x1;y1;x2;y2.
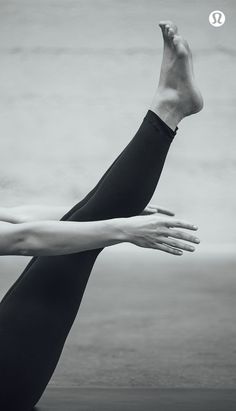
156;207;175;216
146;206;158;214
144;204;175;216
158;237;196;252
163;219;198;230
167;229;200;244
155;243;183;256
141;208;157;215
146;205;158;212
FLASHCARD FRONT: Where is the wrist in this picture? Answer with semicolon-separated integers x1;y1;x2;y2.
108;218;131;244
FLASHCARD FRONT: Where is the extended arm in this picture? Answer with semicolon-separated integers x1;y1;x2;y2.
0;216;200;257
0;204;175;224
0;219;124;256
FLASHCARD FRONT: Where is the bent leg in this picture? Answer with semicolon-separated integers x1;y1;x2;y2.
0;111;176;411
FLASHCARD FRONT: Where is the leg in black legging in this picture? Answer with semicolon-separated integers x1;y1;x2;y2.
0;150;124;303
0;110;176;410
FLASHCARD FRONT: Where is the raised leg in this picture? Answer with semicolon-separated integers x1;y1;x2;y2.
0;22;203;411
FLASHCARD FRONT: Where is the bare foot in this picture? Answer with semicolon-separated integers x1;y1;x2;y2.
150;21;204;130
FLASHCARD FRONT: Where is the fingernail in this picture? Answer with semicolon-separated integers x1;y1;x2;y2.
194;238;200;244
190;246;195;251
193;225;198;230
177;250;183;255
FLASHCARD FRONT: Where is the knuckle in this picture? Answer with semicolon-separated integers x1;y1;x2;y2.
160;228;168;236
175;220;181;226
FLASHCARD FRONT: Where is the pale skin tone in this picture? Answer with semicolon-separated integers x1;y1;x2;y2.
0;21;203;258
0;204;200;257
151;21;203;130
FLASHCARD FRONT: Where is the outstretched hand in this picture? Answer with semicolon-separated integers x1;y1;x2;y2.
125;214;200;256
141;204;175;217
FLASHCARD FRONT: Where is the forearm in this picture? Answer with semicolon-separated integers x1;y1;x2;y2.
12;219;128;256
0;205;70;223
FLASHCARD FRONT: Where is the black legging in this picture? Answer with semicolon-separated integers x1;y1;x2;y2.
0;110;177;410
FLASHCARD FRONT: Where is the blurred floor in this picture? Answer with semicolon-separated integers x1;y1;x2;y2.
35;388;236;411
1;246;236;388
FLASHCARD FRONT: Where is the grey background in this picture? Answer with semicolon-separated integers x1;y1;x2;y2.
0;0;235;388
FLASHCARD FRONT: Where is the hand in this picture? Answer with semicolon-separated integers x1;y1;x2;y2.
125;214;200;256
141;204;175;217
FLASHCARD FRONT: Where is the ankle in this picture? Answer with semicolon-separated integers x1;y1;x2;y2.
150;100;183;131
150;90;184;131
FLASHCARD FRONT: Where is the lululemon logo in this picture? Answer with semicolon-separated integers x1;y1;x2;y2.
209;10;226;27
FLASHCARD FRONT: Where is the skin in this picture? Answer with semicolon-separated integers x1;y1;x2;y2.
0;204;199;256
0;204;174;224
0;21;203;258
150;20;203;130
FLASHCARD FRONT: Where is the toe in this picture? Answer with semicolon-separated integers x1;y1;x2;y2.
159;21;178;39
164;24;171;38
170;23;178;35
159;22;166;37
173;35;188;57
159;20;173;27
168;28;175;39
159;22;171;40
173;34;179;47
